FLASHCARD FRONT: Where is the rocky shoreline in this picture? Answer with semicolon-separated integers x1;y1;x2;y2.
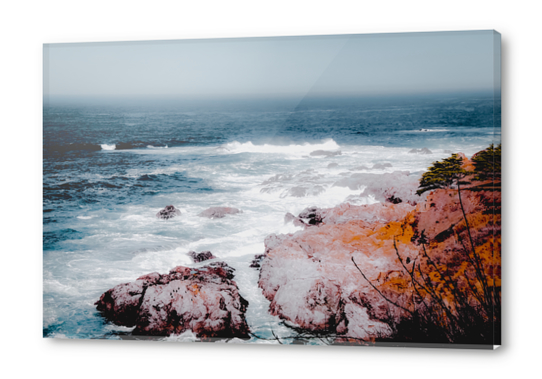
96;148;500;345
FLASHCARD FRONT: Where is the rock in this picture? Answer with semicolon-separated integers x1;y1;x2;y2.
298;206;325;226
333;171;424;205
249;254;265;269
310;150;342;157
198;207;241;219
327;163;339;168
188;250;216;263
258;202;410;341
386;194;402;204
282;185;326;198
156;205;181;219
284;212;306;227
257;152;501;343
349;165;370;171
443;149;452;154
95;263;249;339
372;163;393;169
408;147;432;154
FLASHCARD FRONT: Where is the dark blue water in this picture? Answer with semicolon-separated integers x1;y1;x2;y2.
43;94;500;341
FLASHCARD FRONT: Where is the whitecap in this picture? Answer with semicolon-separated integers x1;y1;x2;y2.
100;144;116;150
218;139;340;156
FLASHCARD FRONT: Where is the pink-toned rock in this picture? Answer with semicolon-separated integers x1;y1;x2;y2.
257;202;419;341
258;150;501;344
198;207;241;219
95;262;249;339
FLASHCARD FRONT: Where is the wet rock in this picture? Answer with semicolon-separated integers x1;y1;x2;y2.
386;194;402;204
95;263;249;339
249;254;265;269
333;171;424;205
284;212;306;227
310;150;342;157
156;205;181;219
349;165;370;171
298;206;325;226
283;185;326;198
408;147;432;154
198;207;241;219
188;250;216;263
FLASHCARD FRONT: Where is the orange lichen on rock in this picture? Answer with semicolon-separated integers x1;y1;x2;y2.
258;152;501;344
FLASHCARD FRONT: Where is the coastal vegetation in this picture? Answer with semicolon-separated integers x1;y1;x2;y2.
355;144;501;345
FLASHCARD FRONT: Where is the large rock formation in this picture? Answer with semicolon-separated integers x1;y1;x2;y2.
198;207;241;219
257;151;501;344
258;202;414;342
95;262;250;340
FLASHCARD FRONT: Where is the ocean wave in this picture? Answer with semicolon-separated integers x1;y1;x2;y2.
45;140;180;154
218;139;341;155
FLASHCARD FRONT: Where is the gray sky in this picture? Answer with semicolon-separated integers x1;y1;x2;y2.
44;31;499;99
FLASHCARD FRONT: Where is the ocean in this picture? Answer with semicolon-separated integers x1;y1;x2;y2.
43;94;500;342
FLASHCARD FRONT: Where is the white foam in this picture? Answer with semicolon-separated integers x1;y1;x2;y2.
164;330;199;342
218;139;340;156
100;144;116;151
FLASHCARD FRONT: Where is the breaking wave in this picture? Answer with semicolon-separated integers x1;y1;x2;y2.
218;139;341;155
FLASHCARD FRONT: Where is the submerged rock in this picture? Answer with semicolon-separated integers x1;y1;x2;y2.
372;163;393;169
283;185;326;198
156;205;181;219
349;165;370;171
95;263;249;340
310;150;342;157
408;147;432;154
198;207;241;219
188;250;216;263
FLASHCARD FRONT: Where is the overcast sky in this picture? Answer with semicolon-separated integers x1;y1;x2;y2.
44;30;499;99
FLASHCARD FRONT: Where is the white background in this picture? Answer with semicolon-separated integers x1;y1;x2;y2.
0;1;538;378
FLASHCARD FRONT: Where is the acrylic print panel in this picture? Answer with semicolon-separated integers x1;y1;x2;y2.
43;30;501;348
